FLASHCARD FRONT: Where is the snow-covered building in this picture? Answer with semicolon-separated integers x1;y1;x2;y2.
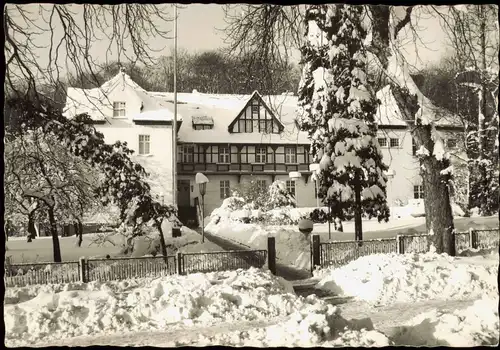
64;71;464;223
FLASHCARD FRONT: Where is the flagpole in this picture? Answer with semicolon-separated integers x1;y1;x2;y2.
172;4;178;209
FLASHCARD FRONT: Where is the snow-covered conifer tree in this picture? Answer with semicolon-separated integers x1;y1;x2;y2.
297;5;390;239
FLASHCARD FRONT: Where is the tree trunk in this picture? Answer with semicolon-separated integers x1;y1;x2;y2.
76;219;83;247
47;207;62;262
368;5;455;255
414;126;456;255
28;212;36;240
157;220;170;268
354;179;363;241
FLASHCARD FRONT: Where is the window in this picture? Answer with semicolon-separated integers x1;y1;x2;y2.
446;138;457;149
220;180;230;199
255;147;267;163
412;138;417;156
413;185;424;199
285;146;297;163
180;145;194;163
245;119;253;133
259;120;266;132
251;104;259;115
113;102;126;117
219;146;230;163
266;120;273;133
138;135;150;155
256;180;267;191
378;138;387;147
194;124;213;130
286;180;296;197
389;138;400;148
314;181;318;198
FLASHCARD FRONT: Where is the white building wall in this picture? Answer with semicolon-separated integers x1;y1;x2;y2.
378;129;420;205
91;84;175;204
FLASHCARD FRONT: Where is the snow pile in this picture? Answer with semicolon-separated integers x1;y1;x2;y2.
315;251;499;305
170;295;390;347
4;268;305;345
390;297;499;346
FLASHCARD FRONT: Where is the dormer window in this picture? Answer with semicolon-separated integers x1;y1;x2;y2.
113;102;126;117
192;115;214;130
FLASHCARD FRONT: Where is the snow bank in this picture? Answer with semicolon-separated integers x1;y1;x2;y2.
315;251;499;305
390;297;499;346
4;267;395;348
4;268;300;345
169;295;390;347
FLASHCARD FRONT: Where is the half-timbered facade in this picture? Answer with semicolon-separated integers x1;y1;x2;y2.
64;72;464;224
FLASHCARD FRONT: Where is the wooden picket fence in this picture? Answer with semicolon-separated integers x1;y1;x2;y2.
312;228;499;271
4;243;272;288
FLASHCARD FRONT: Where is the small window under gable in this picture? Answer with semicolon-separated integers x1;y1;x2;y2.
192;115;214;130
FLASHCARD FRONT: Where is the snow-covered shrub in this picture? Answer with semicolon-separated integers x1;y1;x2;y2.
231;180;268;209
263;180;296;210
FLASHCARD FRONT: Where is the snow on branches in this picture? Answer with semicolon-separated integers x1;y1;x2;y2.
297;5;390;222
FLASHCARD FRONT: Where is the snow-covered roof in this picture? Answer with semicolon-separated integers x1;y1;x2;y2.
151;91;309;144
131;108;177;122
376;85;461;127
64;71;462;143
63;71;183;122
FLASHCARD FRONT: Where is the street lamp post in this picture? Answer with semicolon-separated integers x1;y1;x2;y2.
309;163;330;238
288;171;302;207
309;163;320;208
195;172;209;243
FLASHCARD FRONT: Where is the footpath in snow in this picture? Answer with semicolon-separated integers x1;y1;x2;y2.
4;249;499;347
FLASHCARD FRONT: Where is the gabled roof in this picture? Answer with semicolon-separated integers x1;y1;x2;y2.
226;91;285;133
376;85;462;128
64;71;183;122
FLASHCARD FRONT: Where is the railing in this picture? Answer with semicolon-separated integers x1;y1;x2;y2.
311;228;500;271
318;238;397;269
399;234;430;254
177;162;311;174
84;256;177;282
4;243;274;287
476;229;500;249
4;261;80;287
179;250;267;274
454;232;471;252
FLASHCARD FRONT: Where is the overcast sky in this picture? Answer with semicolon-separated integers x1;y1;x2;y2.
12;4;453;78
171;5;450;70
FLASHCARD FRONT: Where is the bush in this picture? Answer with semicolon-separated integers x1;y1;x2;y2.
309;208;329;223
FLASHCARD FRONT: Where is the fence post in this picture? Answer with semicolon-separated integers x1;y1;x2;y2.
267;237;276;275
310;234;320;273
176;251;183;275
79;257;87;283
396;235;405;254
469;228;478;249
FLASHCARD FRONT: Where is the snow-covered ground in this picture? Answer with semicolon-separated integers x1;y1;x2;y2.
5;250;499;347
6;225;217;264
314;249;499;305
